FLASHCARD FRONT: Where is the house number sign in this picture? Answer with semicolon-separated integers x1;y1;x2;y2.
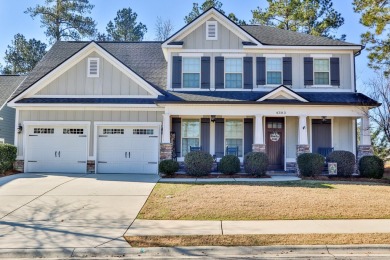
270;132;280;142
276;111;286;115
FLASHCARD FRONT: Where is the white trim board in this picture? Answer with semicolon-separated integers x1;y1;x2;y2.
257;86;309;102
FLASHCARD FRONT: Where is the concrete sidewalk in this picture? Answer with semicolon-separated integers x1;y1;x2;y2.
126;219;390;236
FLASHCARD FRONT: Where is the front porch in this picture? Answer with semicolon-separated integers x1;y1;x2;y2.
159;104;373;173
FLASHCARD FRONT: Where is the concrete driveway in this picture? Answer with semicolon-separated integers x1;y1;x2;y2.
0;173;159;249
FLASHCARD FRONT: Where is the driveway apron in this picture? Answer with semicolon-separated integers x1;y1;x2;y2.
0;173;159;248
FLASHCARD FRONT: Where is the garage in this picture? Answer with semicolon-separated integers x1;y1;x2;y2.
26;124;88;173
96;125;159;174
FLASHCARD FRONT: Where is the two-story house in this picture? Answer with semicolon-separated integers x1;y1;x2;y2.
7;8;379;174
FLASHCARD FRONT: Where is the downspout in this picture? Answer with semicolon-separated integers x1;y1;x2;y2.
353;46;364;156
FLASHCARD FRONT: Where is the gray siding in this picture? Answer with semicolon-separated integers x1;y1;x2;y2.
18;110;163;157
0;106;15;144
36;52;151;96
182;19;243;49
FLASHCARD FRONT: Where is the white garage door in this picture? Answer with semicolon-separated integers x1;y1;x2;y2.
97;126;159;174
26;125;88;173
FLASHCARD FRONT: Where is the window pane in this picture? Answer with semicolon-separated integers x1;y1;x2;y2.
225;58;242;73
226;139;243;157
225;73;242;88
182;138;200;157
314;72;329;85
225;120;243;138
267;72;282;84
183;73;200;88
314;59;329;72
267;58;282;71
183;58;200;73
182;119;200;138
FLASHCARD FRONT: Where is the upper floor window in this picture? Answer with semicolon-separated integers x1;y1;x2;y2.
225;58;242;88
266;58;282;85
183;57;201;88
314;59;330;85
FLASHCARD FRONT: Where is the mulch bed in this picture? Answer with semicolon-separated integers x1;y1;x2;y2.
162;173;272;179
302;175;390;184
0;169;22;178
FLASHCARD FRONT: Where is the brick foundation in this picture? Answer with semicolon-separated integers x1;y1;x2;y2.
357;145;374;163
87;160;95;173
286;162;297;172
160;143;173;160
252;144;266;153
296;144;310;156
13;160;24;172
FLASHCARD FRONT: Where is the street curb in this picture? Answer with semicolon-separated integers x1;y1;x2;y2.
1;244;390;259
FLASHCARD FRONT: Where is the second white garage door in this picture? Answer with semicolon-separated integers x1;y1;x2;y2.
97;126;159;174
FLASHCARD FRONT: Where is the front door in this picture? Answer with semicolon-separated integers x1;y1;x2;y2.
266;117;285;170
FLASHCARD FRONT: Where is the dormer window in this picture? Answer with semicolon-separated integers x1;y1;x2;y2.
87;58;99;77
206;21;218;40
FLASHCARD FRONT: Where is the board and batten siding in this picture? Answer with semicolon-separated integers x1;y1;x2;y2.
285;116;298;159
333;117;354;153
182;18;243;49
36;52;151;96
0;106;16;144
17;110;163;157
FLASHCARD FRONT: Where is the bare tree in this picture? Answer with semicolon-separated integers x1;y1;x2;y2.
365;71;390;144
154;17;174;41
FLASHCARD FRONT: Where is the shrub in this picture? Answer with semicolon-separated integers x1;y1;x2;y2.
327;150;356;177
159;160;179;176
219;155;241;175
359;155;384;179
184;151;213;177
244;152;269;177
0;144;17;174
297;153;325;177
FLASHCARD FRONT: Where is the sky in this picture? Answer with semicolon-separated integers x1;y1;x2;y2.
0;0;374;90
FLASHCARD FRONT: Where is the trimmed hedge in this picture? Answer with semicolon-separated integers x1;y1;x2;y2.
359;155;384;179
327;150;356;177
159;160;179;176
297;153;325;177
184;151;214;176
219;155;241;175
0;144;17;174
244;152;269;177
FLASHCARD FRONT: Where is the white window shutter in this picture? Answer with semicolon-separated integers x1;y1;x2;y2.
88;58;99;77
206;21;218;40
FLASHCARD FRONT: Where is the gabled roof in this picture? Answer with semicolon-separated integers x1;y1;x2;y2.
257;85;308;102
241;25;361;47
10;41;167;101
0;75;26;109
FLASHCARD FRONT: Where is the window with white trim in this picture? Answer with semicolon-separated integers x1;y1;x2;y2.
225;119;243;157
225;58;242;88
182;57;201;88
87;58;99;77
133;129;154;135
314;59;330;85
181;119;200;157
206;21;218;40
266;58;283;85
0;138;4;144
103;129;124;135
34;128;54;134
63;129;84;134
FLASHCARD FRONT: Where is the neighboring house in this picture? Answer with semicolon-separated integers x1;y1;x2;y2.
7;8;379;174
0;75;26;144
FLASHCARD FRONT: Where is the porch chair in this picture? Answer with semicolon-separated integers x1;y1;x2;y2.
318;147;334;159
226;146;239;157
190;146;202;152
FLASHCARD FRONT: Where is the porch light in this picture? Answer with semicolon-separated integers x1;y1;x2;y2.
211;115;216;123
17;124;23;134
322;116;327;122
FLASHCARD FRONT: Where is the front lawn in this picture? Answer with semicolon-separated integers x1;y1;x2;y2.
138;181;390;220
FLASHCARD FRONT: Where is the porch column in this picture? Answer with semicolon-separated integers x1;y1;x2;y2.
160;113;173;160
297;116;310;156
162;113;171;143
358;115;373;162
252;114;266;153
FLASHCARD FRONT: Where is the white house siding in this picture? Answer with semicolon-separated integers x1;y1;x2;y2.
17;110;163;157
36;52;151;96
182;18;243;49
0;106;16;144
333;117;354;153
